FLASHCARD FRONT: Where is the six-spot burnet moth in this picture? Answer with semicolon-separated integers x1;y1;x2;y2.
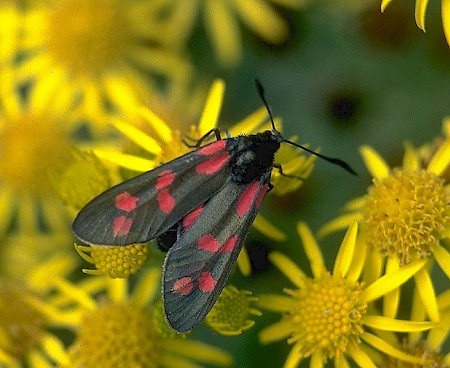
72;80;356;333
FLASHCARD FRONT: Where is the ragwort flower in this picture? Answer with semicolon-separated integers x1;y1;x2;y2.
0;276;73;368
377;287;450;367
0;69;79;278
258;222;435;368
319;142;450;320
161;0;304;68
46;268;232;368
19;0;192;131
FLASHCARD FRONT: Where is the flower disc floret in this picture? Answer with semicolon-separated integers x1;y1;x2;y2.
71;303;162;367
362;169;450;265
286;272;366;358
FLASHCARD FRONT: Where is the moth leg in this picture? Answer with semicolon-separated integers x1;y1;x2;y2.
273;163;305;181
183;128;223;148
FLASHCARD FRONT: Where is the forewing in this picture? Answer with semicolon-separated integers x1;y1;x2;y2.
162;174;271;332
73;140;234;245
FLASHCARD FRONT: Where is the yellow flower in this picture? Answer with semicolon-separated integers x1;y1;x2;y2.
258;222;436;368
43;268;233;368
375;287;450;367
381;0;450;46
18;0;192;131
0;69;79;279
161;0;304;68
0;276;73;368
319;143;450;321
0;2;21;62
205;285;261;335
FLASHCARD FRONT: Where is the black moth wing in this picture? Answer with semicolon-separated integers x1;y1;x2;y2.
72;139;236;245
162;173;271;332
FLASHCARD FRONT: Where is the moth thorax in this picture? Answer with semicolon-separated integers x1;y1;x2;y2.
231;143;278;184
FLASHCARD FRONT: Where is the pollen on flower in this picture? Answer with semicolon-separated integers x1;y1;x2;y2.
205;285;261;336
362;169;450;265
0;280;47;360
78;244;148;278
284;272;366;359
69;303;163;367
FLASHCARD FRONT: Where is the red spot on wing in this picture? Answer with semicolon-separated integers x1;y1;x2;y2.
195;152;230;175
255;183;269;208
113;215;133;237
157;189;176;214
156;170;176;190
237;182;260;217
115;192;139;212
198;234;220;252
197;140;226;156
182;204;205;230
221;235;240;253
172;277;194;295
198;271;217;292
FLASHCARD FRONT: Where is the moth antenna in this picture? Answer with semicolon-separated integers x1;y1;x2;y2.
255;79;277;131
255;78;357;176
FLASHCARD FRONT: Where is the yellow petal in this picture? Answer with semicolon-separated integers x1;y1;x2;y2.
297;222;325;277
237;248;252;276
346;343;377;368
131;268;160;308
254;214;286;241
363;315;436;332
257;294;298;312
359;145;390;179
402;142;420;171
167;339;232;366
284;341;305;368
360;259;426;303
346;236;368;284
381;0;394;12
383;257;400;318
333;222;358;277
234;0;289;44
318;212;362;238
360;332;435;365
204;1;241;68
268;251;305;288
427;139;450;175
258;318;292;344
93;149;155;172
138;106;173;143
443;0;450;46
198;79;225;135
110;118;162;155
415;0;430;31
413;267;440;321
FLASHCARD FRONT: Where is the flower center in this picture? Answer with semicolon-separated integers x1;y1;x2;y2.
286;272;366;358
362;169;450;265
46;0;132;77
205;286;259;335
0;280;47;359
86;244;148;278
72;303;162;367
0;114;69;194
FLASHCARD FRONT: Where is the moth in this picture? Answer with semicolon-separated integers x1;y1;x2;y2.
72;80;355;332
